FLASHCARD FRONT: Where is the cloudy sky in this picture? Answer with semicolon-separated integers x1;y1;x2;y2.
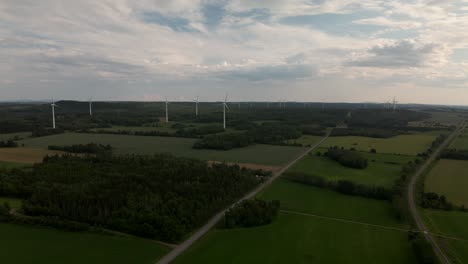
1;0;468;104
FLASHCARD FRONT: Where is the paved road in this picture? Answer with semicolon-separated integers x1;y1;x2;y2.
157;132;331;264
407;122;465;264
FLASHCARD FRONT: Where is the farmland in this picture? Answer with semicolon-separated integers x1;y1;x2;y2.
322;134;437;155
0;132;31;141
409;111;467;127
0;197;22;209
425;159;468;206
287;151;415;188
423;210;468;263
449;129;468;150
0;148;64;164
19;133;305;165
286;135;323;146
174;180;416;264
0;223;169;264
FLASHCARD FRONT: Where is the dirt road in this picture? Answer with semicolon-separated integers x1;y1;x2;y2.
157;133;330;264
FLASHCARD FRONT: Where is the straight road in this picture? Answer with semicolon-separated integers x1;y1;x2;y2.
407;122;465;264
157;132;331;264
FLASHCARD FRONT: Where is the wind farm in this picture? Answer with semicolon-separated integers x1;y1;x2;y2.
2;1;468;264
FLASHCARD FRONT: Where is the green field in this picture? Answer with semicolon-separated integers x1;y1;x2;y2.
409;111;467;127
0;197;22;209
0;132;31;141
322;134;436;155
0;160;30;169
286;135;323;146
423;210;468;263
449;129;468;150
91;125;177;133
0;223;169;264
425;159;468;206
287;151;414;188
175;180;416;263
19;133;305;166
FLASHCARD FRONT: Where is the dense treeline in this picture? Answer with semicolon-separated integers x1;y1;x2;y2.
48;143;112;155
324;147;368;169
193;123;302;150
346;109;429;128
420;192;454;210
224;199;280;228
0;140;18;148
283;172;392;200
0;155;264;242
331;128;399;138
390;159;421;221
441;149;468;160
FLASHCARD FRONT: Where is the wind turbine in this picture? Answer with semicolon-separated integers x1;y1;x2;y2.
51;99;58;129
222;94;229;130
165;97;170;122
392;97;398;112
88;97;93;116
194;96;199;116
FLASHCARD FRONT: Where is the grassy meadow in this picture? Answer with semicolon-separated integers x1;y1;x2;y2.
423;210;468;263
322;134;436;156
425;159;468;206
449;129;468;150
0;132;31;141
286;135;323;146
0;197;22;209
18;133;305;166
0;223;169;264
287;150;414;188
174;180;416;264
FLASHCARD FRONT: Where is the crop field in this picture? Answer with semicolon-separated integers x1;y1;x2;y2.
0;148;64;164
286;135;323;146
425;159;468;206
0;223;169;264
423;210;468;263
91;125;177;133
19;133;305;166
287;151;414;188
0;197;22;209
449;129;468;150
0;132;31;141
322;134;437;156
174;180;416;264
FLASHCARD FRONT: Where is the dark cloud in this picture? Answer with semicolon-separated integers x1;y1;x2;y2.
347;40;441;68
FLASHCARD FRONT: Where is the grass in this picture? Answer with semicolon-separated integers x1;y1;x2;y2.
423;209;468;263
91;125;177;133
0;132;31;141
322;134;436;156
0;223;169;264
174;180;416;264
286;135;323;146
449;129;468;150
19;133;305;166
0;148;64;164
425;159;468;207
0;197;22;209
409;111;467;127
287;151;414;188
0;160;30;169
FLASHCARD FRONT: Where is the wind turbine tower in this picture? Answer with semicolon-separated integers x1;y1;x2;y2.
89;97;93;116
194;96;199;116
165;97;170;122
51;100;58;129
222;94;229;130
392;97;398;112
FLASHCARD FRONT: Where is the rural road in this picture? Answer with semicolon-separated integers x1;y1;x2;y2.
407;122;465;264
157;132;331;264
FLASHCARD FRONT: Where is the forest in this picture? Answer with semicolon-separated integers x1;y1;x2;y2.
0;154;264;242
48;143;113;155
324;147;368;169
223;199;280;228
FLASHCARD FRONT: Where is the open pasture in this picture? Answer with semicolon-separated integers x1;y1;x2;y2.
322;134;437;156
0;148;64;164
174;180;416;264
0;197;22;209
0;160;30;169
449;129;468;150
286;135;323;147
0;132;31;141
425;159;468;206
19;133;305;166
423;210;468;263
0;223;169;264
287;151;414;188
91;125;176;133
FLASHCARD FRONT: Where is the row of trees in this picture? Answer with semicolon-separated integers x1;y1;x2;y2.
441;149;468;160
0;154;264;242
224;199;280;228
331;127;399;138
0;140;18;148
283;172;392;200
193;123;302;150
48;143;112;155
324;147;368;169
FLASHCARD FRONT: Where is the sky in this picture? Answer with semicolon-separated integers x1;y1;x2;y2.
1;0;468;105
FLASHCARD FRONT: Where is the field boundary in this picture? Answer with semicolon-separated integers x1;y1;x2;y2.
156;131;331;264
